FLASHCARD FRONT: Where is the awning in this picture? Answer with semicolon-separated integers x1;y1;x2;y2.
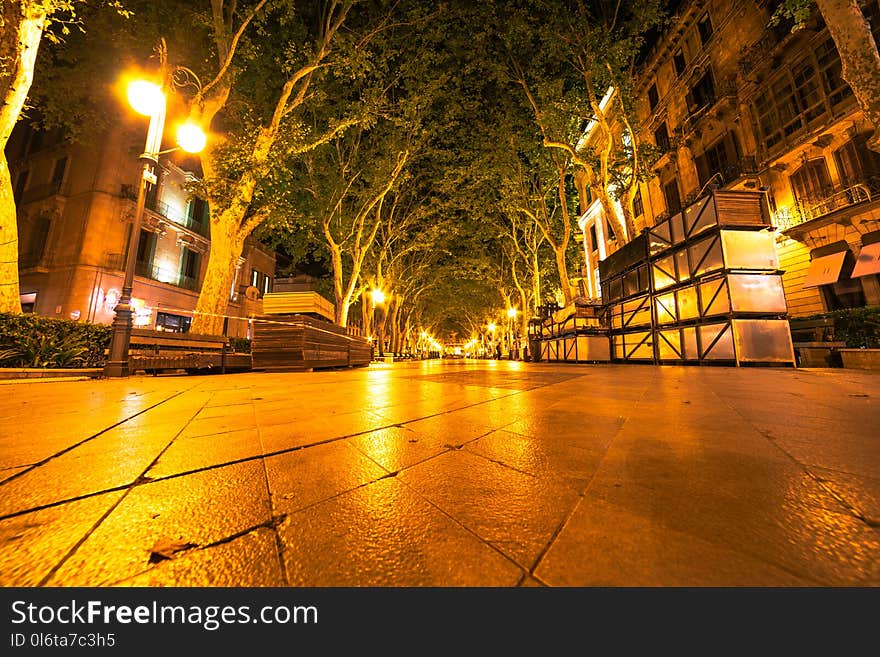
802;250;848;288
852;241;880;278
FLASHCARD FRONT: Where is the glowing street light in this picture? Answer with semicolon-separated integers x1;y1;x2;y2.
104;75;207;378
506;308;518;360
371;289;386;305
176;120;208;153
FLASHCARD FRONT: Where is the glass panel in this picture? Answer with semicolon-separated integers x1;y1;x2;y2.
655;292;677;324
625;332;653;359
682;327;698;360
610;277;623;301
700;323;735;360
623;270;640;297
691;237;724;278
657;329;682;360
670;212;685;245
648;221;672;256
613;336;624;359
684;195;715;237
728;274;788;312
720;230;779;270
611;304;623;329
652;255;677;290
564;337;576;361
636;265;649;293
677;285;700;320
624;297;652;327
732;319;794;362
699;277;729;316
675;248;690;284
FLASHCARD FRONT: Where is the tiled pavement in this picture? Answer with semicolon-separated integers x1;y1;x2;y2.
1;360;878;587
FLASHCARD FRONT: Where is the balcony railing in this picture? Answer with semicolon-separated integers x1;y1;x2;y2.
135;260;199;291
20;181;62;204
121;185;210;237
774;178;880;231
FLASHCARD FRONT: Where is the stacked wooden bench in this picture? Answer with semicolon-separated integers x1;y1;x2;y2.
788;317;844;367
127;328;250;375
250;314;372;371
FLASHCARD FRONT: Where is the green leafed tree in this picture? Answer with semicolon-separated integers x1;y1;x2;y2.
499;0;664;243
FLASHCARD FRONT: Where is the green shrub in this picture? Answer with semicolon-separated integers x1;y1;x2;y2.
0;313;112;368
799;306;880;348
827;306;880;348
227;336;251;353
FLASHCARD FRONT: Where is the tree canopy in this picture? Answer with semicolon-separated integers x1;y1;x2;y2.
18;0;830;347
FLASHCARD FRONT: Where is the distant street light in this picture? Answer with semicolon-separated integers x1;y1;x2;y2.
103;75;207;378
506;307;518;360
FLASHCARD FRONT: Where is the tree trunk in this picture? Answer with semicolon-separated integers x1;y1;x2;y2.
0;4;47;313
532;249;541;311
389;296;401;355
191;228;243;335
817;0;880;151
553;244;573;306
595;185;628;243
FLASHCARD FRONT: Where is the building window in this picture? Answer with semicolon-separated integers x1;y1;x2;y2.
180;247;200;289
821;278;866;310
664;180;682;216
50;157;67;192
695;132;741;187
792;59;824;124
13;170;29;202
20;216;51;268
834;133;880;186
815;37;852;109
687;69;716;113
136;229;157;265
589;224;598;251
753;36;853;152
790;158;832;206
673;48;686;77
654;122;670;152
186;197;210;235
648;83;659;112
156;311;192;333
250;268;272;295
697;13;713;45
633;188;644;217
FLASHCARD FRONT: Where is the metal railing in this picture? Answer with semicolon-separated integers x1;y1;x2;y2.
774;178;880;230
20;181;62;204
135;261;199;291
121;185;209;237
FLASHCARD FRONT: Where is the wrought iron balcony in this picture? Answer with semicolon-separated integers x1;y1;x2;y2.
774;178;880;231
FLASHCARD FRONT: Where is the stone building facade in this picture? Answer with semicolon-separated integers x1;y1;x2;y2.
8;120;275;337
581;0;880;316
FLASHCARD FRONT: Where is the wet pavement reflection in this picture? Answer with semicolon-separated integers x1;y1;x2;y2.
0;360;878;586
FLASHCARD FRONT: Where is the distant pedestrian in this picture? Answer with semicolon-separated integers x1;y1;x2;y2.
495;343;502;360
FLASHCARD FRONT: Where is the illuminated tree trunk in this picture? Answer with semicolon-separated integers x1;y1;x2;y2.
191;223;243;335
816;0;880;151
0;4;47;313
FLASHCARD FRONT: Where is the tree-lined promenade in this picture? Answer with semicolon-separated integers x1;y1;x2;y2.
3;0;880;350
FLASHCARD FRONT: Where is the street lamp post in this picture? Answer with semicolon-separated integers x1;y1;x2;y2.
507;307;518;360
103;78;206;378
371;289;386;357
